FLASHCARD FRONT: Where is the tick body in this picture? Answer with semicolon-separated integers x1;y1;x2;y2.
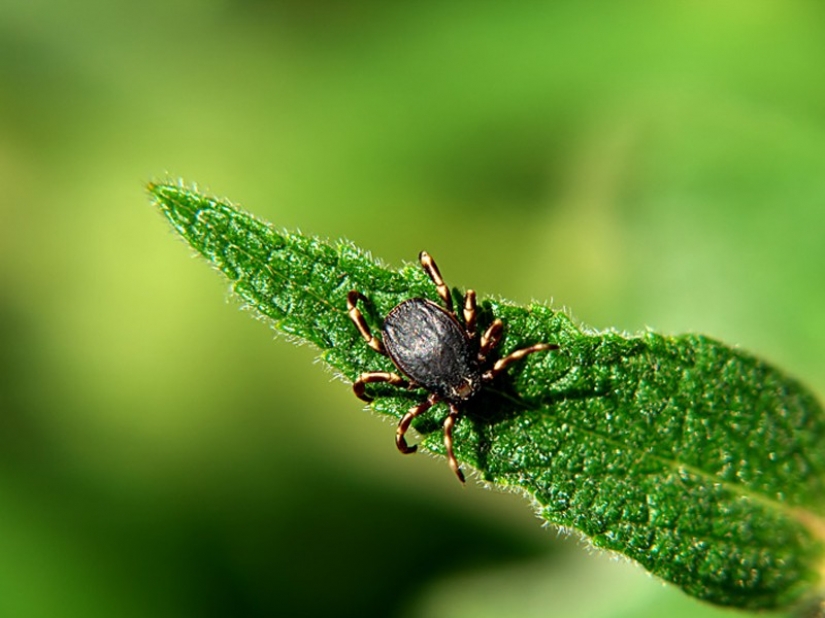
383;299;482;403
347;252;558;483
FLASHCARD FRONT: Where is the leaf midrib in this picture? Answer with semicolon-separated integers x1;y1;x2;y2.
488;390;825;538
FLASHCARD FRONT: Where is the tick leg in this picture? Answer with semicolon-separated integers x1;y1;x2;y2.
397;393;438;454
463;289;477;339
347;291;385;355
444;404;466;483
478;318;503;362
482;343;559;381
353;371;409;403
419;251;454;314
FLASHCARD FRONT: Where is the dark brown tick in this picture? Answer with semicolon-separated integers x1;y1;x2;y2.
347;251;558;483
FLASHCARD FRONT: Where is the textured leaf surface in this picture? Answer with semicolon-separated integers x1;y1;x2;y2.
150;182;825;611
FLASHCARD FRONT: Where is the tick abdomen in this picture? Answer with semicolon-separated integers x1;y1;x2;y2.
382;298;480;401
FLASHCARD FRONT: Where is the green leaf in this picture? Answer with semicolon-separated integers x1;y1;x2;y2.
149;181;825;612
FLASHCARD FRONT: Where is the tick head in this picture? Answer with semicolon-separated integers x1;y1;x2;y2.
449;375;480;402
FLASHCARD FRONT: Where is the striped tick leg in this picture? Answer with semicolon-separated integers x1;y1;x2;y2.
419;251;454;314
463;289;477;339
347;291;385;355
478;319;504;363
443;404;465;483
396;393;439;455
482;342;559;382
353;372;410;403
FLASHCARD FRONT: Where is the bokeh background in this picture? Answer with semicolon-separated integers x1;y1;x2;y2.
2;1;825;616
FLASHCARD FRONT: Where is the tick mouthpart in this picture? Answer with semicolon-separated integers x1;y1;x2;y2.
453;378;476;401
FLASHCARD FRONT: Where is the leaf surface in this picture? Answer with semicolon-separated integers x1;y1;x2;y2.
150;182;825;611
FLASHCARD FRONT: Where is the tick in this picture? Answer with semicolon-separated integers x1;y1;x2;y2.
347;251;558;483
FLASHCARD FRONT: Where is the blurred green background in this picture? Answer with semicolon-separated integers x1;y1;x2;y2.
2;1;825;616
